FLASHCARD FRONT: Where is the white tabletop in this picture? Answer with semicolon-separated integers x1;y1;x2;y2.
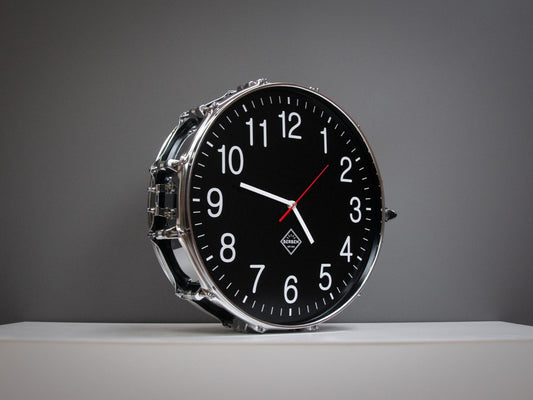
1;320;532;344
1;321;532;400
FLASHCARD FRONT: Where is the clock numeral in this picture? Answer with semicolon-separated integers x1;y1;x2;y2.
340;236;353;262
207;188;223;218
284;275;298;304
249;264;265;294
246;117;268;147
350;196;362;223
278;111;302;139
320;127;328;154
340;156;352;182
217;144;244;175
319;263;332;291
220;233;236;263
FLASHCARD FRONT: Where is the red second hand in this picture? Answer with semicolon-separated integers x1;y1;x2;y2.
279;164;329;222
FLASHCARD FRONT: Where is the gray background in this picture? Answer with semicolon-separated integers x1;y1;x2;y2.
1;0;532;326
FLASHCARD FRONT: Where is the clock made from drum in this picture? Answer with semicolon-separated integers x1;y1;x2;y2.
185;84;383;327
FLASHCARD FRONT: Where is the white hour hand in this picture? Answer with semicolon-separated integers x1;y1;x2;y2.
292;206;314;244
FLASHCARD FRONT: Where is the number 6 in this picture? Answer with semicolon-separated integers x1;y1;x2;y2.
284;275;298;304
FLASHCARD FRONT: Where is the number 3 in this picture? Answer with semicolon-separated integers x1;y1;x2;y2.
350;196;361;223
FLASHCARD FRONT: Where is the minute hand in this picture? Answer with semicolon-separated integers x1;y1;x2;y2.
239;182;293;206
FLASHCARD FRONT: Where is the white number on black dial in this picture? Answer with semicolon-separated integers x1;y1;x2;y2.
319;263;332;291
284;275;298;304
278;111;302;139
217;145;244;175
207;188;223;218
220;233;236;263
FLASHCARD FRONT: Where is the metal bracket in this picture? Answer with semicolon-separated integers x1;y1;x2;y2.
385;208;397;222
175;287;209;302
147;181;177;218
147;169;179;238
150;158;184;174
148;227;183;240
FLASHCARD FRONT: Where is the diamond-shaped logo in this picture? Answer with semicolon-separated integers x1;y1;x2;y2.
280;229;302;255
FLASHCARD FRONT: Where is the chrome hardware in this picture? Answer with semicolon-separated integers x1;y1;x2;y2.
148;227;183;240
150;158;184;174
175;287;208;301
303;324;319;332
181;79;269;121
237;78;268;92
147;181;177;218
148;183;176;194
147;171;179;237
231;318;267;334
147;205;176;219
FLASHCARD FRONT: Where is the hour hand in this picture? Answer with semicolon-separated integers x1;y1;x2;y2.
239;182;293;206
292;206;314;244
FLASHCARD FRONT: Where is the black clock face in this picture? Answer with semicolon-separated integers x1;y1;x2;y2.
188;85;383;326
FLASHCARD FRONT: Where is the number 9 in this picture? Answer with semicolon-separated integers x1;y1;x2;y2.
207;188;223;218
